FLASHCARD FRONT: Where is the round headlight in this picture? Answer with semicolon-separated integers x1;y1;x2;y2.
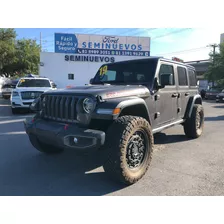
83;97;95;113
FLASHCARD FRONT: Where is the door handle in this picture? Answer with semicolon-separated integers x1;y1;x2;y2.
155;94;160;101
185;92;190;96
172;93;178;97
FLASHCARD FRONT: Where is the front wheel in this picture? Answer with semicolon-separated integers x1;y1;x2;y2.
184;104;204;139
11;108;19;114
103;116;153;185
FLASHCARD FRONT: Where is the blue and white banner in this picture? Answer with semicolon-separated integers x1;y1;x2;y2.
76;48;150;57
55;33;150;56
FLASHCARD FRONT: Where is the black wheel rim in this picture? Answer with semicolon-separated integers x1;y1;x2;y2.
196;110;203;129
126;130;148;170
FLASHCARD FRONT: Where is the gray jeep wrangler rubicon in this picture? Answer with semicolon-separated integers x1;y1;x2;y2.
24;57;204;185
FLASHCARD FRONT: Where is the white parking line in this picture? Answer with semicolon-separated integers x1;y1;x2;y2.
0;104;10;107
0;119;25;125
0;115;34;119
0;131;26;136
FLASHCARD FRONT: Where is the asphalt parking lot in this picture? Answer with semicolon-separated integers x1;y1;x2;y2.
0;97;224;196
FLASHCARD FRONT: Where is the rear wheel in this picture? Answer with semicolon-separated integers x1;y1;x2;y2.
184;104;204;139
29;134;64;154
103;116;153;185
11;108;19;114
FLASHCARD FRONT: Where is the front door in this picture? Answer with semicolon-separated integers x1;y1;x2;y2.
154;62;178;127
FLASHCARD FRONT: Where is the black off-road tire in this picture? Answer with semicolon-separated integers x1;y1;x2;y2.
103;116;153;185
29;134;64;154
11;108;18;114
184;104;204;139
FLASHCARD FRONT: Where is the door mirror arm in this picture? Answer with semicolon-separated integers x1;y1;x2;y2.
154;77;165;90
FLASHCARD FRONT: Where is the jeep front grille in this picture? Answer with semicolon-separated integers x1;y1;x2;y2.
42;95;78;123
21;91;44;100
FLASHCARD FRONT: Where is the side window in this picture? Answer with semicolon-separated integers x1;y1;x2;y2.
188;69;197;86
158;64;175;85
177;67;188;86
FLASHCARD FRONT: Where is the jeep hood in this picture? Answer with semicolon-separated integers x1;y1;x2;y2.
45;85;150;100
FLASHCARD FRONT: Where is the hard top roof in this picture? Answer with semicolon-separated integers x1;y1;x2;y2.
103;56;195;70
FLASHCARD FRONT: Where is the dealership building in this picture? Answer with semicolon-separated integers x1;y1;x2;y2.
39;33;151;88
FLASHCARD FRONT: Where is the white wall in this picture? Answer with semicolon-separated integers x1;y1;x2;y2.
39;52;150;89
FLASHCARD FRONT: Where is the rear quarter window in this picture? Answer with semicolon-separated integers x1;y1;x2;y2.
188;69;197;86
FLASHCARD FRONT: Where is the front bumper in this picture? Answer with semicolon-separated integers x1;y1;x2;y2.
216;96;224;102
24;118;106;152
2;91;11;97
11;97;34;109
205;95;217;100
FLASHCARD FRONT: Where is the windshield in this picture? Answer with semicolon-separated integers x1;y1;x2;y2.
17;79;51;88
2;84;12;89
92;59;158;85
209;89;221;92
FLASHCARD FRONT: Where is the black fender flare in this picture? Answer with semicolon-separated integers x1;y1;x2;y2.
92;97;152;125
184;94;202;119
115;97;152;124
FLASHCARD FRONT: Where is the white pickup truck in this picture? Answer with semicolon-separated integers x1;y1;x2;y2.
10;77;56;114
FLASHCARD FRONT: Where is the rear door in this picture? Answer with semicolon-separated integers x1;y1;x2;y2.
176;65;189;119
187;68;198;98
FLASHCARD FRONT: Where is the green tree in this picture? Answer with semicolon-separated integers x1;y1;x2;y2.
205;43;224;87
14;39;40;75
0;28;40;77
0;28;16;76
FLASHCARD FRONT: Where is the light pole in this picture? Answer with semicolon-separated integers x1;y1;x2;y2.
207;44;219;87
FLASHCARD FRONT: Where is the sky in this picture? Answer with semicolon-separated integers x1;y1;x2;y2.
14;28;224;62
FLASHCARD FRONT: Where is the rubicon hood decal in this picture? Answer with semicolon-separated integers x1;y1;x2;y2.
104;88;149;99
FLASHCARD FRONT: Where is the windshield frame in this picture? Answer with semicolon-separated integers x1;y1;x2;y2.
17;78;51;88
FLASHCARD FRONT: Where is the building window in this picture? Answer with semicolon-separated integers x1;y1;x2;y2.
188;69;197;86
177;66;188;86
68;73;74;80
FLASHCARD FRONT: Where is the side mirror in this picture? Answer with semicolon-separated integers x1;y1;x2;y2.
90;78;93;84
153;77;166;89
51;83;57;88
160;73;174;87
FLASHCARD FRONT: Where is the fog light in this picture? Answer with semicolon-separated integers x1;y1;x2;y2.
74;137;78;144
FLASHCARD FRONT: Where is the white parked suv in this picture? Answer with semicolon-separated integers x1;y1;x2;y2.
11;77;56;114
